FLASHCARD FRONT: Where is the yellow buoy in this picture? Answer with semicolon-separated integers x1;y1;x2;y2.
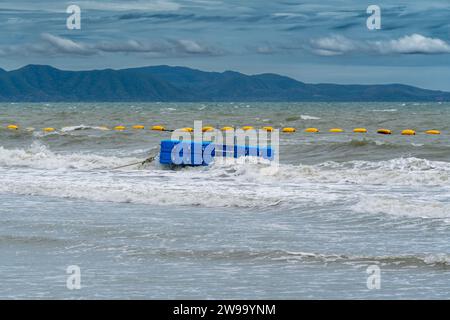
377;129;392;135
151;125;165;131
202;126;215;132
353;128;367;133
401;129;416;136
305;128;319;133
43;127;55;133
262;126;274;132
282;127;296;133
329;128;344;133
179;127;194;132
221;126;234;131
132;125;145;130
426;130;441;135
242;126;254;131
7;125;19;130
114;126;126;131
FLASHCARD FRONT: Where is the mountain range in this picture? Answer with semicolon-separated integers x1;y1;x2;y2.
0;64;449;102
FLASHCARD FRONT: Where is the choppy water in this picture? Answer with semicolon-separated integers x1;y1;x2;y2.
0;102;449;299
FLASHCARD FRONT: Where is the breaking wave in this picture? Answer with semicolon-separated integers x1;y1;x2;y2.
0;144;449;218
0;142;139;170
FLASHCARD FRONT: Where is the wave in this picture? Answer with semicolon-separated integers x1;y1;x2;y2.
1;144;450;185
275;251;450;268
60;125;110;132
215;156;450;186
371;109;398;112
0;142;139;170
0;235;70;246
127;248;450;268
352;196;450;220
300;115;321;120
0;144;449;215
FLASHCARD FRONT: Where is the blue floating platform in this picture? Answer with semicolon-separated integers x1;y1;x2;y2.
159;140;274;166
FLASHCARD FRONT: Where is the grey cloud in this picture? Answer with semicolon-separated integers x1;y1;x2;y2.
95;39;171;53
40;33;94;55
0;33;223;57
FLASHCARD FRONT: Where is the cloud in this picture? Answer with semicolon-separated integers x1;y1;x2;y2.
175;39;214;54
310;34;450;56
0;33;222;57
40;33;93;55
310;35;357;56
376;34;450;54
95;39;170;53
255;45;277;55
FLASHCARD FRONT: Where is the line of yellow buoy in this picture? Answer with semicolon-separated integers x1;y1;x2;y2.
2;124;442;135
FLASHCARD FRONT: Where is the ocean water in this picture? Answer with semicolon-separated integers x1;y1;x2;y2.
0;102;449;299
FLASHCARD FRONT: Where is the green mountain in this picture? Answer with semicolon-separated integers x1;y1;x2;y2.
0;64;448;102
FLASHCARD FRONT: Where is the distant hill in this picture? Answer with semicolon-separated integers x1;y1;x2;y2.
0;64;449;102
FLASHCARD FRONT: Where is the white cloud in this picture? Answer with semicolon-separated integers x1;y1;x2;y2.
40;33;93;55
310;34;450;56
310;35;358;56
175;39;210;54
376;34;450;54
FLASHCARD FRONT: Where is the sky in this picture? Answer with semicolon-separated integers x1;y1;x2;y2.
0;0;450;90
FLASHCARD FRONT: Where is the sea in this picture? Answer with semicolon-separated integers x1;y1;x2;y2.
0;102;449;299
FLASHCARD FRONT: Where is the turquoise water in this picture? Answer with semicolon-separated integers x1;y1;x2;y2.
0;102;449;299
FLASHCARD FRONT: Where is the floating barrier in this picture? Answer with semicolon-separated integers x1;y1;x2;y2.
159;140;274;166
377;129;392;135
202;126;215;132
221;126;234;131
1;123;445;136
401;129;416;136
151;125;165;131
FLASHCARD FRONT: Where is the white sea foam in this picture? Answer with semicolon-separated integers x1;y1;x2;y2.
371;109;398;112
352;196;450;220
0;145;449;217
300;115;321;120
1;144;449;186
277;251;450;266
423;254;450;265
61;125;109;132
0;142;139;170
